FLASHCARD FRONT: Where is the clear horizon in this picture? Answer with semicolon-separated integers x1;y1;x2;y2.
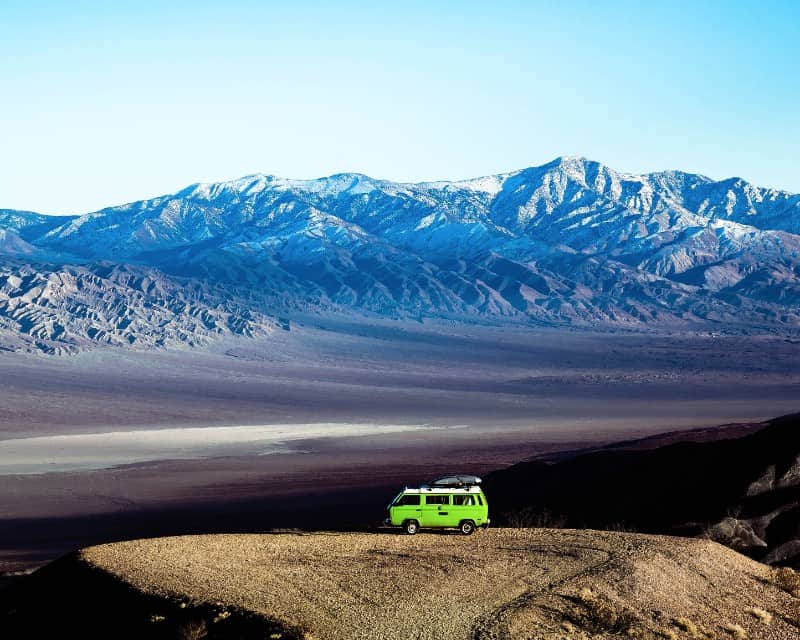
2;1;798;215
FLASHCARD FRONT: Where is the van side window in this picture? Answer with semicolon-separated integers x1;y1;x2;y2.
425;495;449;505
453;495;476;506
477;495;483;506
395;494;420;506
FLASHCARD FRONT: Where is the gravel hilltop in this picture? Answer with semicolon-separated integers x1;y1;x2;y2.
73;529;800;639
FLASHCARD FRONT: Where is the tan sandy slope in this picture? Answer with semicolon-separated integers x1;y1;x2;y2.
80;529;800;639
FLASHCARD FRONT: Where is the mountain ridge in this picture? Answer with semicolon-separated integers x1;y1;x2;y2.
7;156;800;227
1;157;798;352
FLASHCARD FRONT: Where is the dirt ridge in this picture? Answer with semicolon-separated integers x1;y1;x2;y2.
5;529;800;639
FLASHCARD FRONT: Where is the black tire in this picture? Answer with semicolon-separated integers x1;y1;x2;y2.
460;520;475;535
404;520;420;535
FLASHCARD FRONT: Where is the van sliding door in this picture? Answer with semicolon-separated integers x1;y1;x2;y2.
421;494;451;527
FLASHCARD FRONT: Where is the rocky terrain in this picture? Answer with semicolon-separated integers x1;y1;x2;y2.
484;413;800;568
1;157;799;353
0;259;276;354
3;530;800;639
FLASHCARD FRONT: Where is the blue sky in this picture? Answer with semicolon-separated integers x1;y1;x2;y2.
1;1;798;214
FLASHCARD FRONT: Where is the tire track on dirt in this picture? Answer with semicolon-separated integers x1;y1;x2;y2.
56;530;800;640
470;542;616;639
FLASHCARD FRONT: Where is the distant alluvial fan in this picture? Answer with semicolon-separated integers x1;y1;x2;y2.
1;156;799;352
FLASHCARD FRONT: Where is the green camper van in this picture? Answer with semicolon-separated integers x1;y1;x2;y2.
385;475;489;535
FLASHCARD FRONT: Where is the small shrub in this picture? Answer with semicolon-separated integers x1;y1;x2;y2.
745;607;772;625
506;507;568;529
773;566;800;597
577;587;594;602
721;623;747;639
213;609;232;623
673;617;701;638
179;619;208;640
568;587;638;634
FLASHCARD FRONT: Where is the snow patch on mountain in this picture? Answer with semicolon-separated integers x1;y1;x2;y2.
2;157;799;353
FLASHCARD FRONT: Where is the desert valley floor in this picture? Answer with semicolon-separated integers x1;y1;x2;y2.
1;319;799;571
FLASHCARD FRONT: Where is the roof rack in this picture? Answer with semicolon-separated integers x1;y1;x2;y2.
401;485;483;493
422;475;482;489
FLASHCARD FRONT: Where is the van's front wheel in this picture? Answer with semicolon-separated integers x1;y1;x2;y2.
404;520;420;535
459;520;476;535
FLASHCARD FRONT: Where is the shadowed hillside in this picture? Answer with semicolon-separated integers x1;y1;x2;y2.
484;413;800;567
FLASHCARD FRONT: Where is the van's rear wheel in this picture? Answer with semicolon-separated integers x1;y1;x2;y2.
404;520;419;535
459;520;475;535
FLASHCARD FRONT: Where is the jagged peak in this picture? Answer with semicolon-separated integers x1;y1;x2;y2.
6;160;798;222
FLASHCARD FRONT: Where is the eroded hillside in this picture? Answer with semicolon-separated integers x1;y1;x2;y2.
2;158;800;352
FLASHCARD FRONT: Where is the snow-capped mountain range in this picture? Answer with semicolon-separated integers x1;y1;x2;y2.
1;157;799;353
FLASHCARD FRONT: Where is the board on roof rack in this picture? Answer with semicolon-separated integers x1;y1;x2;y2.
425;475;482;488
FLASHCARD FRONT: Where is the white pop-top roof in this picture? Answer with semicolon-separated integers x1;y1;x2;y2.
402;486;483;494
